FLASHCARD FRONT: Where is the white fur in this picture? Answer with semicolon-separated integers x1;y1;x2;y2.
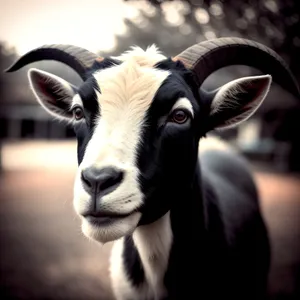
73;48;171;244
110;238;141;300
199;135;234;154
113;44;166;68
110;212;173;300
171;97;194;117
211;75;272;128
133;211;172;300
70;94;83;109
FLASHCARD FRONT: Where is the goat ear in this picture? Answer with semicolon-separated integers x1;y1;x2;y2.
28;68;77;120
208;75;272;129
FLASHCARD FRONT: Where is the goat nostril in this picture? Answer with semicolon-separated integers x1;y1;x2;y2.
81;172;92;188
100;171;124;191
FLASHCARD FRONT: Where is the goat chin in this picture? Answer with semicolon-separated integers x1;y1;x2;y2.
81;212;142;244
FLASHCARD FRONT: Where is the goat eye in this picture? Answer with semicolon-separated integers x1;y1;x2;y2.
73;107;84;120
171;109;188;124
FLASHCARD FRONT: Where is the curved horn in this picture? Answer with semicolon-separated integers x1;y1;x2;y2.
174;37;300;98
4;44;101;80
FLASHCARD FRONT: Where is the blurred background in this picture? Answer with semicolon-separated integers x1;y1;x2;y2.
0;0;299;299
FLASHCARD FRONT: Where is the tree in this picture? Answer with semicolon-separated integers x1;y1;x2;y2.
121;0;300;80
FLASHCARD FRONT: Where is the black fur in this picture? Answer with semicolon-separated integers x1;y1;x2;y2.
75;76;100;164
85;58;121;78
136;60;269;299
123;235;145;287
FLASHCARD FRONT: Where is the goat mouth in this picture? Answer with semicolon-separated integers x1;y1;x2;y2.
83;211;134;226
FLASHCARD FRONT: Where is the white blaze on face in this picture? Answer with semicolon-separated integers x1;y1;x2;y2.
73;51;170;243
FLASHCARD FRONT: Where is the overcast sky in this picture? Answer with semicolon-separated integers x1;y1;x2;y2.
0;0;131;54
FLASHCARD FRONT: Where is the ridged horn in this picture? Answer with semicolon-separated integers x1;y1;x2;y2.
174;37;300;98
4;44;102;81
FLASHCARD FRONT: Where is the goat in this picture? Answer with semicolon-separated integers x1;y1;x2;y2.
6;37;300;300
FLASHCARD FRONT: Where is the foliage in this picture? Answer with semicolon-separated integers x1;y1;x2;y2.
121;0;300;78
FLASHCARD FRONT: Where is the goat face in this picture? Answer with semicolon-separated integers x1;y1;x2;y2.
20;46;272;243
72;56;181;243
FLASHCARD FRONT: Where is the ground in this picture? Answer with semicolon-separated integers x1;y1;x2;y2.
0;141;299;300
